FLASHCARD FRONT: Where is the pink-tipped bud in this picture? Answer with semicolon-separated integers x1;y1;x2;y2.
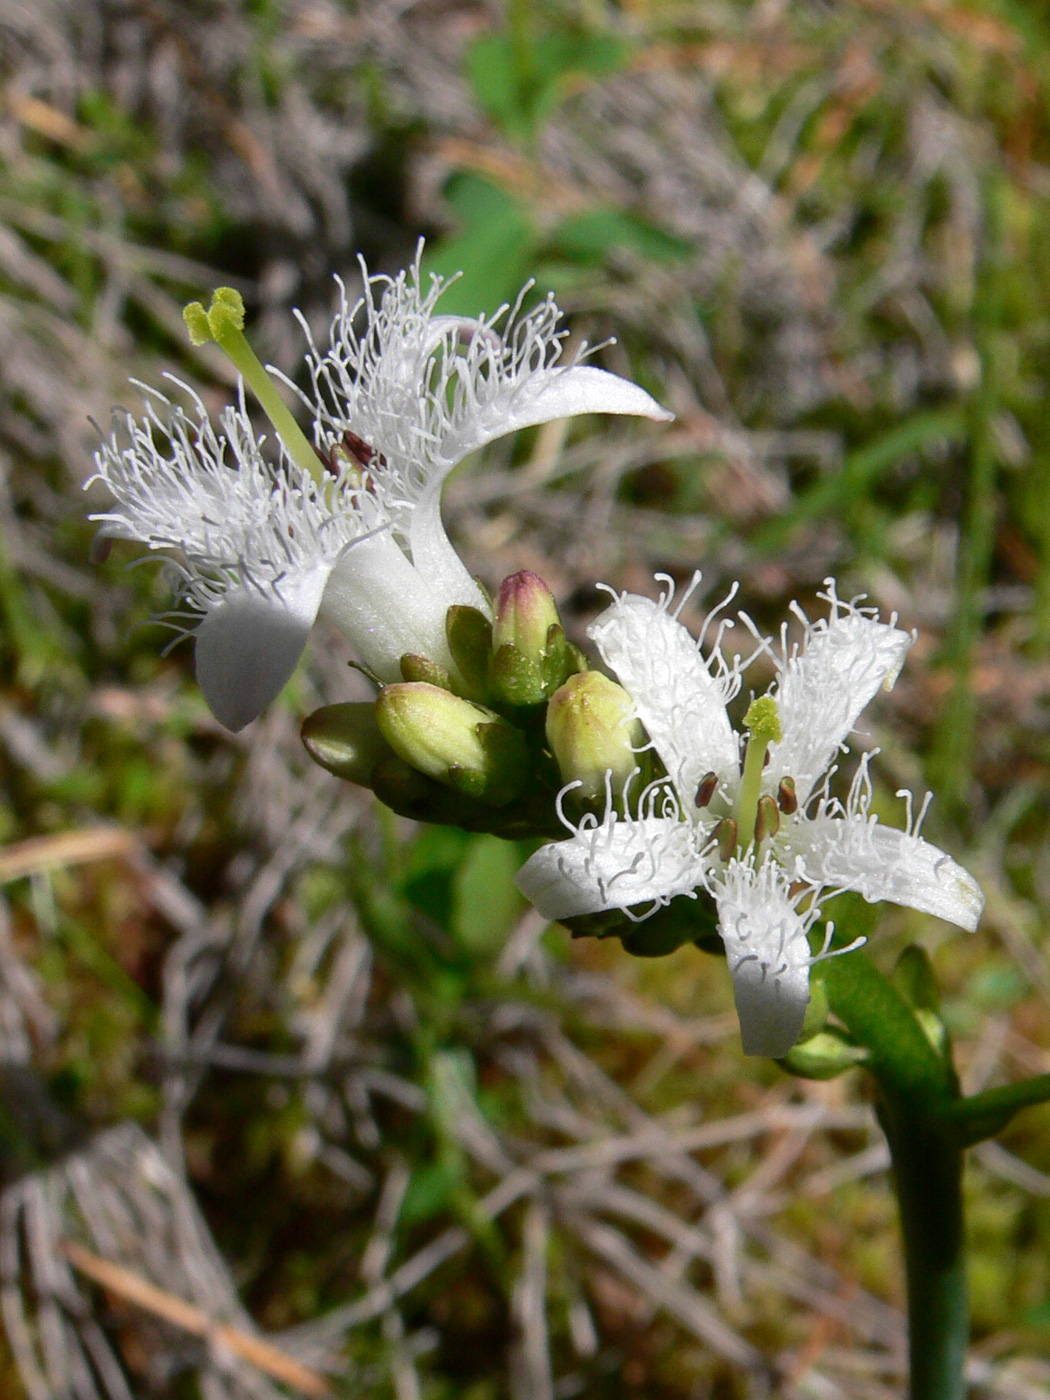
490;570;581;706
493;571;560;655
545;672;643;803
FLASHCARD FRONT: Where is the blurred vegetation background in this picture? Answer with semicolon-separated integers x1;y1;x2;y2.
1;0;1050;1396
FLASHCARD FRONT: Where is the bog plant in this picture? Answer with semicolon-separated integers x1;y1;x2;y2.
90;254;1050;1400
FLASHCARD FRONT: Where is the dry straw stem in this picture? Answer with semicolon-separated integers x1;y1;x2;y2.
0;828;141;884
59;1241;332;1398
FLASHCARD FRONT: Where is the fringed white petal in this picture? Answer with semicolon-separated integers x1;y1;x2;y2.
307;264;672;530
780;814;985;931
90;391;366;605
769;602;914;804
194;569;329;731
588;591;740;803
442;364;672;467
515;813;708;921
715;860;814;1058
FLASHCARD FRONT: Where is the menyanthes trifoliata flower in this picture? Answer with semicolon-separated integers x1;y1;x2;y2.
88;253;671;730
516;577;985;1059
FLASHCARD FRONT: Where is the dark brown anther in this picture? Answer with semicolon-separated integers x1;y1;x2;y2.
695;771;718;809
755;794;781;843
342;429;381;468
712;817;738;862
777;776;798;814
324;430;387;478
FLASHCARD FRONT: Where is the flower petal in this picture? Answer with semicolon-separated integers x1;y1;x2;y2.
769;602;913;805
446;364;673;465
516;812;708;921
194;569;329;731
780;814;985;931
714;860;814;1057
588;591;740;803
320;529;486;682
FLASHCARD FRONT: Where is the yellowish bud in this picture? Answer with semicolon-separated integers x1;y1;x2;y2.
545;672;643;803
376;683;528;806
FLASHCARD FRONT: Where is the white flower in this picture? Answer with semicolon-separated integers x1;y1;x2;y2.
89;254;672;730
516;578;985;1058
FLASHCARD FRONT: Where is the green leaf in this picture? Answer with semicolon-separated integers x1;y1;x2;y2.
550;208;692;267
467;31;629;140
425;175;537;319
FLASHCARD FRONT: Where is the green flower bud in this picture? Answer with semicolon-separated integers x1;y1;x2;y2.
376;683;528;806
781;1029;869;1080
492;571;560;658
301;703;393;786
546;672;644;804
489;571;580;706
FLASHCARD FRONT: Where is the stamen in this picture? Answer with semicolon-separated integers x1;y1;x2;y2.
183;288;328;486
755;794;780;843
713;817;738;862
777;776;798;814
695;770;718;808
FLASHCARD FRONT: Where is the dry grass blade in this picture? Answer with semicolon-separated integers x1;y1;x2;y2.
59;1242;332;1398
0;829;140;884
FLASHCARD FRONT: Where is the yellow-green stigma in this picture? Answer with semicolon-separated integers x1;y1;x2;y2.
183;288;327;486
735;695;782;850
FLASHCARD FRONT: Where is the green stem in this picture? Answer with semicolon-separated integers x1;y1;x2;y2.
818;953;967;1400
880;1099;967;1400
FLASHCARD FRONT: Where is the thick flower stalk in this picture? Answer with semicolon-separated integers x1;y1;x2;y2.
516;579;985;1058
89;255;671;730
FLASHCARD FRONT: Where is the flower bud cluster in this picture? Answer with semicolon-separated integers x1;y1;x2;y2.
302;570;643;839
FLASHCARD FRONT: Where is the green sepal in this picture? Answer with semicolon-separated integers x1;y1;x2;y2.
370;754;562;839
796;979;830;1044
446;605;493;699
538;623;581;692
893;945;942;1013
301;702;392;786
489;643;545;706
401;653;454;689
560;893;721;957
